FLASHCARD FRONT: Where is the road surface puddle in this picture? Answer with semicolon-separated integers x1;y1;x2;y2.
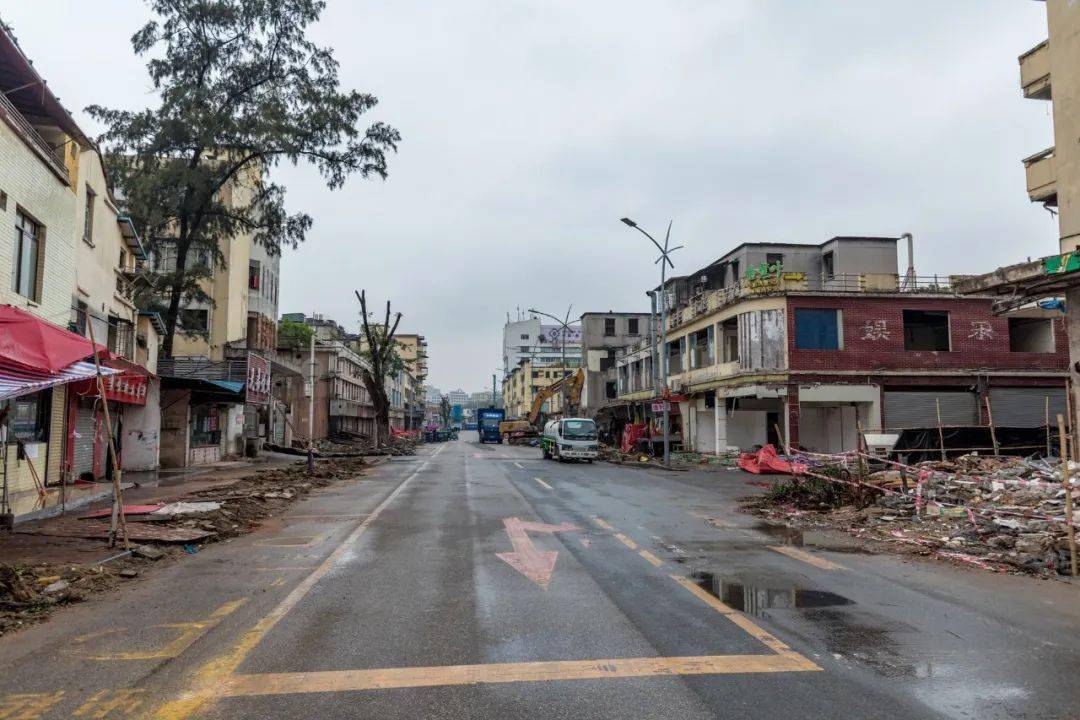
692;571;853;616
753;522;868;552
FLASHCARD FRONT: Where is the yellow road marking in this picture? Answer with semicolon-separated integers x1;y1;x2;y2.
73;689;146;718
592;517;614;531
534;477;553;490
271;576;286;587
614;533;637;550
68;600;246;661
147;459;428;720
0;691;64;719
639;550;663;567
671;575;817;663
221;653;816;697
768;545;846;571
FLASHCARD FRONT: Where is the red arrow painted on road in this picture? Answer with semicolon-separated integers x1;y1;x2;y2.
496;517;577;589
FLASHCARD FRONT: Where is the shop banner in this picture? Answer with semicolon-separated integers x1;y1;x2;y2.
246;353;271;405
102;373;148;405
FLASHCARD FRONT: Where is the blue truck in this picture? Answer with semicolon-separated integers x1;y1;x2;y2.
476;407;505;443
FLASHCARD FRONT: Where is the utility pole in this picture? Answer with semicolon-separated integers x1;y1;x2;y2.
307;333;316;475
621;218;682;466
528;306;580;416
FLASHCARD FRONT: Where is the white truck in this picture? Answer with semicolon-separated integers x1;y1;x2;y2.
541;418;599;462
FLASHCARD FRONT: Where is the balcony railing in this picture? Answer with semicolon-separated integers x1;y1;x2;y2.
1019;40;1051;100
1024;147;1057;205
663;272;954;332
0;89;70;182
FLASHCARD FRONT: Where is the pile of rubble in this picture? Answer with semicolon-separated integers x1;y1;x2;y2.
186;457;368;538
0;557;149;636
307;433;418;457
746;453;1079;576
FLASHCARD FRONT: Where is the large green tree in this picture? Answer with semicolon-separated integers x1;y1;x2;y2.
89;0;400;355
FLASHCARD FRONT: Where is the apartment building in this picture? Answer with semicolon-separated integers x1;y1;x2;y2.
396;334;428;430
618;237;1068;454
502;361;572;420
502;316;582;375
579;311;653;417
68;146;162;477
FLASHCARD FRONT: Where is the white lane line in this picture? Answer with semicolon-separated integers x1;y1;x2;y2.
534;477;553;490
514;462;525;469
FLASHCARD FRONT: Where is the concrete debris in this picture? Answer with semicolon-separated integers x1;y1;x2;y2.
745;452;1079;577
131;545;165;561
149;501;222;518
43;580;69;594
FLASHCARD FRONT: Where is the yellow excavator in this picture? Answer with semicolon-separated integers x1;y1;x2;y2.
499;368;585;444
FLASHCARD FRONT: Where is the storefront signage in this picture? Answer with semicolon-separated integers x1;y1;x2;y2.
650;401;680;414
102;373;148;405
246;353;271;405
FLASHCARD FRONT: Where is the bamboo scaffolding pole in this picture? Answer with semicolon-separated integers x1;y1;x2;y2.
935;398;946;461
984;396;1000;456
1046;396;1052;459
1056;413;1078;577
87;322;129;550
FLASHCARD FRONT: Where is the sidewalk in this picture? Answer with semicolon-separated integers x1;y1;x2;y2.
0;454;297;566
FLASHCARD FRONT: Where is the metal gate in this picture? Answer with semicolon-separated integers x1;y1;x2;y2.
883;391;978;429
72;403;97;479
989;387;1067;428
694;408;715;453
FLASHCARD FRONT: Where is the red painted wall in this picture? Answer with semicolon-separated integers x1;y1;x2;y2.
786;295;1068;373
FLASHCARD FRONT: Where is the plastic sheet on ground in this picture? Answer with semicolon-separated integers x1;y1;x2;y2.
738;445;807;475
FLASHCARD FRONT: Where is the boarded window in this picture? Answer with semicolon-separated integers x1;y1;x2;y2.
1008;317;1054;353
795;309;842;350
739;309;786;370
903;310;950;351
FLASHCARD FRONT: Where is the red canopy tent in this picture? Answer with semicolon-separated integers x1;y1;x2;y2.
0;305;108;374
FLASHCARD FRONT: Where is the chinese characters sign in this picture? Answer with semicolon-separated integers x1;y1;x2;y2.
246;353;271;405
101;373;149;405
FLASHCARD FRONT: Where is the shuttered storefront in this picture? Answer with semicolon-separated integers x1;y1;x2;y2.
72;402;97;480
883;391;978;429
989;387;1067;428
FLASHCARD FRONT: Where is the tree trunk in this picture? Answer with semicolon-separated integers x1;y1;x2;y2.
161;247;189;358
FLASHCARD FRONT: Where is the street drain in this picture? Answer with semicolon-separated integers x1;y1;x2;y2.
691;571;854;617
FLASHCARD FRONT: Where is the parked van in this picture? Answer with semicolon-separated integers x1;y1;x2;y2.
541;418;599;462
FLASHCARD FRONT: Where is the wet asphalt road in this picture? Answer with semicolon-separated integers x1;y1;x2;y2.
1;435;1079;719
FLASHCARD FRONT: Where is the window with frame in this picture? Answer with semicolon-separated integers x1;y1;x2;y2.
180;308;209;333
83;187;96;245
903;310;950;351
604;317;616;336
249;261;260;289
766;252;784;267
6;389;50;443
628;318;639;335
13;211;42;301
795;309;842;350
822;251;835;280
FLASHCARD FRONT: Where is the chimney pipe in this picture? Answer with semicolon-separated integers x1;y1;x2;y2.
901;233;914;289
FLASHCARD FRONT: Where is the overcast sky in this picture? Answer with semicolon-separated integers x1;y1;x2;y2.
0;1;1056;392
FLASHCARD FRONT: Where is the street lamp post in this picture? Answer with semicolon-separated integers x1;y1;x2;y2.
527;306;580;415
621;217;682;466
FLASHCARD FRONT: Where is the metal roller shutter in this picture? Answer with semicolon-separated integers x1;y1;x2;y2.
884;391;978;429
989;387;1067;428
72;403;97;479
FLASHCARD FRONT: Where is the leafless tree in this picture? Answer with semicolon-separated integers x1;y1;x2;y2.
355;290;402;446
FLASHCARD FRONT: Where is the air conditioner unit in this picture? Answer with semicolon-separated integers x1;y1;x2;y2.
700;275;708;283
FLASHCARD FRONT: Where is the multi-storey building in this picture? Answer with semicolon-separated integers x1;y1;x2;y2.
502;316;582;376
955;2;1080;430
579;311;653;417
446;388;469;407
502;361;573;420
618;237;1068;454
395;334;428;430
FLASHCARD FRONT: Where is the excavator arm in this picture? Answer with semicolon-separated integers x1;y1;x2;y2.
527;368;585;425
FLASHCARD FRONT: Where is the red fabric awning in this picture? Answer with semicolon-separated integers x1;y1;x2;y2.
0;305;108;373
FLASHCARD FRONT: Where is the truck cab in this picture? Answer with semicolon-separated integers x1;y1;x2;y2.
541;418;599;462
477;408;506;443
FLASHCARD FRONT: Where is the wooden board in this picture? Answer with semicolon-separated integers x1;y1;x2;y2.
22;518;214;543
